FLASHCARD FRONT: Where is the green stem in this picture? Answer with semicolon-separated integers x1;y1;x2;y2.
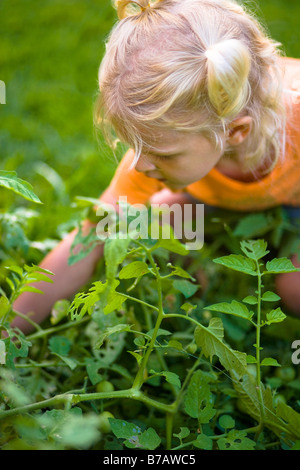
119;292;159;312
163;313;202;328
13;309;43;332
132;314;164;389
26;317;90;341
254;261;265;436
131;246;165;390
0;387;175;420
166;412;174;450
137;285;171;380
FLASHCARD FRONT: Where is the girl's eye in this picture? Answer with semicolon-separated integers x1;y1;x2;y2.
154;154;173;161
152;153;180;161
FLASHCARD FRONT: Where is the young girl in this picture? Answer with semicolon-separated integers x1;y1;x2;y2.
12;0;300;334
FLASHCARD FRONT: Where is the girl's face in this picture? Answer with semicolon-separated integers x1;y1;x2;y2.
134;129;226;189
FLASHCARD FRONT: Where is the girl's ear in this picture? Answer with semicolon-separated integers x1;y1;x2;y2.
226;116;253;146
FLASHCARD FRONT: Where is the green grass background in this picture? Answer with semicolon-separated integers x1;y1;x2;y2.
0;0;299;236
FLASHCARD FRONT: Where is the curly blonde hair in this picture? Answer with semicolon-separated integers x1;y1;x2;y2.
94;0;285;173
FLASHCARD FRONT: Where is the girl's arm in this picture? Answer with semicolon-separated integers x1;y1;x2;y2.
10;149;164;334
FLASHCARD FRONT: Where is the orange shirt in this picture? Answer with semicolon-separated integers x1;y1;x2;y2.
105;57;300;211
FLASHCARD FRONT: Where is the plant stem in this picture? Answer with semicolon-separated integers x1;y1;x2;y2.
26;317;90;341
0;387;176;420
132;247;165;390
254;261;265;437
166;412;174;450
13;309;43;331
119;292;159;312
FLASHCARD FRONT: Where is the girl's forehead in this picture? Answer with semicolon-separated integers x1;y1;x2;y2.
141;128;186;149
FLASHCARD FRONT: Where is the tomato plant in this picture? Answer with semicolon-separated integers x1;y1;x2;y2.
1;198;300;451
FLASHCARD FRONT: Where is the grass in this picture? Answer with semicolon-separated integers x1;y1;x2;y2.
0;0;299;238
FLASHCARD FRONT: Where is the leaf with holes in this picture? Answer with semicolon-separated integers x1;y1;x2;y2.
217;429;256;450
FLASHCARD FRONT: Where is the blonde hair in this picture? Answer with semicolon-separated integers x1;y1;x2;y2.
95;0;285;173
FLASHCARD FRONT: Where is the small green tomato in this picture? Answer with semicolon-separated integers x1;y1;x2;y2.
96;380;115;393
275;367;296;383
98;411;114;433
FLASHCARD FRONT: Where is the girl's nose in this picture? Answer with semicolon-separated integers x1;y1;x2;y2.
134;154;157;173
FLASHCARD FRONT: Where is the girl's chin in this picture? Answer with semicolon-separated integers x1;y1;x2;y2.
165;181;189;190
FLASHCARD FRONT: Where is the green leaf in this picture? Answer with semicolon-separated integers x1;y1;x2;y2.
54;354;78;370
5;330;32;369
0;295;10;318
246;355;257;364
40;410;100;450
24;264;54;275
146;328;172;339
109;419;161;450
205;300;254;322
217;429;256;450
276;402;300;440
265;308;287;325
104;287;127;315
240;239;269;261
167;339;184;351
48;336;77;370
194;318;248;379
194;433;213;450
0;368;31;406
242;295;258;305
127;351;143;365
261;358;281;367
154;234;189;256
180;302;197;314
85;358;104;385
18;286;44;295
184;370;216;423
261;291;281;302
104;237;131;281
173;427;190;442
149;369;181;388
48;336;71;356
94;324;133;349
0;170;42;204
232;373;279;429
118;261;150;279
265;257;300;274
218;414;235;431
137;428;161;450
172;279;199;298
69;280;107;321
167;263;195;280
213;254;257;276
73;195;105;209
233;213;272;238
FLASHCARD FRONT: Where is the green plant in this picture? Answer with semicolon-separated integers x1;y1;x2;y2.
1;203;300;451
